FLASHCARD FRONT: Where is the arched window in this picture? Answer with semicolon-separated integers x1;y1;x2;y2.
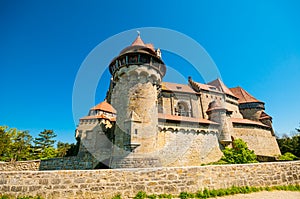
175;102;190;117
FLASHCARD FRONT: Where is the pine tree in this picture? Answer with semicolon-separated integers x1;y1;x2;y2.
33;129;57;159
56;141;71;157
9;129;33;161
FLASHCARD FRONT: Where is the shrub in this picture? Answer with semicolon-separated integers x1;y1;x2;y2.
111;194;122;199
278;152;298;161
179;192;188;199
158;193;172;199
179;192;195;199
134;191;147;199
147;194;157;199
221;139;258;164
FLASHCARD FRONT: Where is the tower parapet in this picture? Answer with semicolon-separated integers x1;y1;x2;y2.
109;34;166;80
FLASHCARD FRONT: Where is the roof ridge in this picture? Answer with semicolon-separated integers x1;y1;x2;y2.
90;101;116;113
207;78;236;97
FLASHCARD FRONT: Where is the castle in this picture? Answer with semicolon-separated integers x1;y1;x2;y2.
75;34;281;169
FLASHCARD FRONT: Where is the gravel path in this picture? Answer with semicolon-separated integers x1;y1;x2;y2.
214;191;300;199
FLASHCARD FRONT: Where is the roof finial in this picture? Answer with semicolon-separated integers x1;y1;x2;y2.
137;30;140;36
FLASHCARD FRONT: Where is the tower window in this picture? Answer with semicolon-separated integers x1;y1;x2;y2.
175;102;190;117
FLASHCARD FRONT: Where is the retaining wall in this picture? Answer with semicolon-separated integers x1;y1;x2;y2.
0;160;40;171
0;161;299;199
39;155;98;170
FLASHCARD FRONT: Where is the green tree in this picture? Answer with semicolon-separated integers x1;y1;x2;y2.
65;138;80;157
0;126;34;162
9;129;33;161
277;132;300;158
0;126;12;161
56;141;71;157
33;129;57;159
43;147;57;159
221;139;258;164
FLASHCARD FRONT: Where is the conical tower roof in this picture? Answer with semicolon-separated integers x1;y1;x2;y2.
131;32;145;46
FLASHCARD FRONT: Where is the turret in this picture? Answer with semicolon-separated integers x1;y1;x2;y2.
207;101;233;145
230;87;265;121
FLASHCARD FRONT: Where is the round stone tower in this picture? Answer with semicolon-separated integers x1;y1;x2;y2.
206;100;233;146
108;33;166;168
230;87;265;121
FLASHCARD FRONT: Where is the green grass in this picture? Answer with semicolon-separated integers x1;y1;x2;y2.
110;184;300;199
178;185;300;199
111;194;122;199
0;196;43;199
2;185;300;199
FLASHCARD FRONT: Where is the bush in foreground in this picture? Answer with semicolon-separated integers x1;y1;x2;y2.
221;139;258;164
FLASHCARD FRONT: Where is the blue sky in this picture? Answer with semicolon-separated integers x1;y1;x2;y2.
1;1;300;143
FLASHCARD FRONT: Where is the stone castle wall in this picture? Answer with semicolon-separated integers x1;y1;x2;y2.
0;156;98;171
239;108;263;121
156;128;222;166
39;155;99;170
0;160;40;171
0;161;299;199
232;124;281;156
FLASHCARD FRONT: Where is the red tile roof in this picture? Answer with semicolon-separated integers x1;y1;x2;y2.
145;43;155;51
158;113;218;125
81;114;107;120
80;114;116;122
131;34;145;46
229;87;262;104
131;34;155;52
90;101;116;114
260;111;272;120
161;82;196;94
230;118;270;128
208;78;236;97
188;77;223;94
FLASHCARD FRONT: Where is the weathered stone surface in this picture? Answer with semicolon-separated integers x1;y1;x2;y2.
0;161;299;199
0;160;40;171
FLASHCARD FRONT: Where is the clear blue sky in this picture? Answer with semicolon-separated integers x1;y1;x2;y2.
1;0;300;143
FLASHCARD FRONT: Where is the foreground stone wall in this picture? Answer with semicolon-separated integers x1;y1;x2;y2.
0;160;40;171
0;161;299;199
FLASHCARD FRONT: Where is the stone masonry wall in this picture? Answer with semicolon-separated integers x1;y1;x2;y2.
39;155;99;170
0;160;40;171
232;125;281;156
0;161;299;199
